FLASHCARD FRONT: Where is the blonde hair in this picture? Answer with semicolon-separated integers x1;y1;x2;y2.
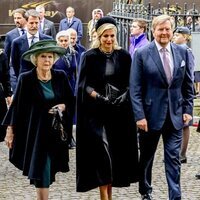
91;23;121;50
152;15;175;32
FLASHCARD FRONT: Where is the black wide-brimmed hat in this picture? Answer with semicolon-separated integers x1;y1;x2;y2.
95;16;117;31
22;40;66;62
174;26;191;35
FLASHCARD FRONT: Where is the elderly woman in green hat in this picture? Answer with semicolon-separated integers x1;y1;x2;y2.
2;40;74;200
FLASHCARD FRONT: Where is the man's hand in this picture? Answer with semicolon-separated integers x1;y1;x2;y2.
136;118;148;132
183;113;192;125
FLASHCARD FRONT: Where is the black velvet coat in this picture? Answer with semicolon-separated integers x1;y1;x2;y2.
2;68;74;180
76;48;139;192
0;51;12;142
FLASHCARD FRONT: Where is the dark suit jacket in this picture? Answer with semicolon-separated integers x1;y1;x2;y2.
41;18;57;39
59;17;83;43
11;33;52;77
4;28;20;61
4;28;21;91
130;41;194;131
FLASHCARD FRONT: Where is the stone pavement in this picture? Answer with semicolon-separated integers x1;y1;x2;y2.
1;127;200;200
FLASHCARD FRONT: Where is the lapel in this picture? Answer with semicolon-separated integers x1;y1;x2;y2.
14;28;20;38
149;41;168;85
170;43;178;82
22;34;29;50
69;18;75;28
43;18;48;30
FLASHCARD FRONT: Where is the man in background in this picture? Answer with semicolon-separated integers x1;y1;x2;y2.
4;8;27;91
36;5;56;39
59;6;83;44
11;9;51;79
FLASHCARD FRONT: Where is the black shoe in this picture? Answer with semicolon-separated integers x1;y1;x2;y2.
195;173;200;179
68;137;76;149
141;193;153;200
180;156;187;164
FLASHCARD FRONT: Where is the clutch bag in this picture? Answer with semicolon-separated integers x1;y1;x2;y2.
105;83;120;100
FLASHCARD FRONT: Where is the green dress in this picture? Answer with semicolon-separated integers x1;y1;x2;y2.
31;80;55;188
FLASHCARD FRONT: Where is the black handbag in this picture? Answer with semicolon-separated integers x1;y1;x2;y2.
51;107;67;141
105;83;120;101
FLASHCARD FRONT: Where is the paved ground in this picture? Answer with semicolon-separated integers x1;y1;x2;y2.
0;126;200;200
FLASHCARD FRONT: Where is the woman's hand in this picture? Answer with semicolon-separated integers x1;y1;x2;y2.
4;126;14;149
6;96;12;107
49;104;66;114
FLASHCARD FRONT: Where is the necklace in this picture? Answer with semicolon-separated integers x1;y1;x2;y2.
36;69;52;82
99;47;114;55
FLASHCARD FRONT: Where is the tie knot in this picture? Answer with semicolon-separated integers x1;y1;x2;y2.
21;29;25;34
161;48;167;53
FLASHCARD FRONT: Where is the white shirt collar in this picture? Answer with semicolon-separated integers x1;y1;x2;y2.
155;40;171;53
27;31;39;39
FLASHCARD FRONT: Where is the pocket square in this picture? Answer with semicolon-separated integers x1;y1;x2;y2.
180;60;185;67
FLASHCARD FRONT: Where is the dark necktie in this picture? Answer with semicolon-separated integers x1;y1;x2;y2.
161;48;172;83
68;19;71;26
21;29;25;35
31;36;35;46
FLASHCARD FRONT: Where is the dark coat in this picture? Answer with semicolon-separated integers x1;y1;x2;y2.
4;28;20;91
2;68;74;180
42;18;57;39
76;48;139;192
59;17;83;43
0;51;12;141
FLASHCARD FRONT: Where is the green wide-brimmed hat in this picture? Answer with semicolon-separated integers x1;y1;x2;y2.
22;39;66;62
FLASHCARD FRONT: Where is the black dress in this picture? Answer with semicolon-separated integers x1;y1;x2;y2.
0;51;12;142
76;48;139;192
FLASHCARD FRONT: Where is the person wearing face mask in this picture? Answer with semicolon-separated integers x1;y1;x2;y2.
76;16;139;200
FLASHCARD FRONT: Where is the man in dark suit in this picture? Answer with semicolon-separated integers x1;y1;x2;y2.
130;15;194;200
4;8;27;91
59;6;83;44
11;9;51;78
36;5;56;39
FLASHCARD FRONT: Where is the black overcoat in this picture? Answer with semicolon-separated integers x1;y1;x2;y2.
76;48;139;192
0;51;12;141
2;68;74;180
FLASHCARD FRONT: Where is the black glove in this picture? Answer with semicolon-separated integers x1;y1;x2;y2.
112;90;128;105
96;93;110;104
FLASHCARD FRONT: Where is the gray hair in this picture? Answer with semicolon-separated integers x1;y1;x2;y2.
56;30;70;42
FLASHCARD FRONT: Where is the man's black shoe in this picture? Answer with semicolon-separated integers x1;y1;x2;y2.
195;173;200;179
141;193;153;200
68;137;76;149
